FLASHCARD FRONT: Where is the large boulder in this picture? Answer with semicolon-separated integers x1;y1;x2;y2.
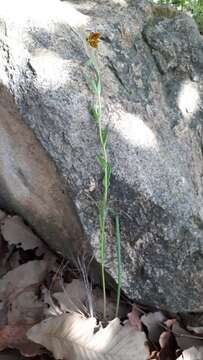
0;0;202;312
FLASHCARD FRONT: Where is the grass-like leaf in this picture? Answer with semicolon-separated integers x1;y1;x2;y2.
90;105;100;122
101;127;108;147
96;154;107;172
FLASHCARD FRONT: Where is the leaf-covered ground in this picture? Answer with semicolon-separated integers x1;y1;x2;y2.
0;209;203;360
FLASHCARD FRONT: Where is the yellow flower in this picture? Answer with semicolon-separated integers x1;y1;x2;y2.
86;32;100;49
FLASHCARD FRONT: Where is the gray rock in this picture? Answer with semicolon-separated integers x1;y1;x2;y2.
0;86;84;256
0;0;202;312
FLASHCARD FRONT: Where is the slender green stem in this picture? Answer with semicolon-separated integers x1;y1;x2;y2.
97;74;108;320
87;47;121;321
86;59;109;320
115;214;122;318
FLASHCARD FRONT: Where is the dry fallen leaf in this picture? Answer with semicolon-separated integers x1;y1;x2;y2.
0;260;48;356
187;326;203;334
0;233;10;278
177;346;203;360
1;216;47;256
172;321;203;350
8;285;44;325
41;286;63;317
0;301;8;327
0;349;28;360
27;312;149;360
128;304;142;331
158;331;176;360
183;313;203;335
165;319;176;329
0;260;48;302
0;324;43;357
53;279;86;313
159;331;171;349
148;330;176;360
0;209;6;223
141;311;166;343
181;312;203;324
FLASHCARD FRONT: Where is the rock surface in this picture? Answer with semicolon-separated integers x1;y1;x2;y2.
0;86;84;256
0;0;202;312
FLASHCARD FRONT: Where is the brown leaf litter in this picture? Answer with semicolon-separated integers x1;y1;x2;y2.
0;210;203;360
0;212;56;358
0;324;44;357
